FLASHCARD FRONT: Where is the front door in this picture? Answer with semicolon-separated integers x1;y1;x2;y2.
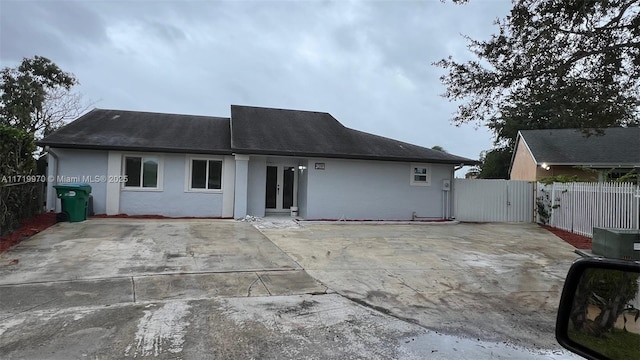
266;165;296;212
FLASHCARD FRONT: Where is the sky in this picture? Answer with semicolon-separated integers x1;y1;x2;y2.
0;0;512;175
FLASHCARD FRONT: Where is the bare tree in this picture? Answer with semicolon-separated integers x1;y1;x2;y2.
38;87;93;137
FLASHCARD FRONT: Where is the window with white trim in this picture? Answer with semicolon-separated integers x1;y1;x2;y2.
410;164;431;186
124;156;161;189
189;158;222;191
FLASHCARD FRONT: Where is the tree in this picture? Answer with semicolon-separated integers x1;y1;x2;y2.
489;80;638;148
0;56;89;139
436;0;640;138
431;145;447;152
475;147;512;179
570;268;640;336
0;126;39;234
436;0;640;177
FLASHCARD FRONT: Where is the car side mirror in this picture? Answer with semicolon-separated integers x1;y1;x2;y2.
556;257;640;360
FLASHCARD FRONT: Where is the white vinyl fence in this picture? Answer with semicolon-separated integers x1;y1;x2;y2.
453;179;534;222
537;182;640;237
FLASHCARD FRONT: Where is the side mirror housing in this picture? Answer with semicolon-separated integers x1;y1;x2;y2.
556;257;640;360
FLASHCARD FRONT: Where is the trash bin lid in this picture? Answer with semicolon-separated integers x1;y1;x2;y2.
54;183;92;194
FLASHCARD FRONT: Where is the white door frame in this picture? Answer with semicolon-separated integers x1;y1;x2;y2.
265;164;298;213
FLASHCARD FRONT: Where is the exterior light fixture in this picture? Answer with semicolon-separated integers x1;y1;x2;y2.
541;162;551;170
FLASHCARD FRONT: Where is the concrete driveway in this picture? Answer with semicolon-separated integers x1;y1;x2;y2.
0;219;580;359
259;222;580;350
0;219;303;283
0;219;326;310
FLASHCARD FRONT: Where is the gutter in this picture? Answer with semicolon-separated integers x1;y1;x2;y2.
536;162;639;167
230;148;479;165
35;143;234;156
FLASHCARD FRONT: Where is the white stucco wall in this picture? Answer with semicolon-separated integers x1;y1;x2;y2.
48;148;109;214
246;156;267;217
304;158;453;220
119;153;225;217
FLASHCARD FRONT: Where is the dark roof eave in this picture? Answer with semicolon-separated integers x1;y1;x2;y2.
231;148;479;165
37;142;233;156
541;162;640;167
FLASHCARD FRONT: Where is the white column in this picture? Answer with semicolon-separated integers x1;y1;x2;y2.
105;151;121;215
46;153;58;212
222;155;236;218
233;154;250;219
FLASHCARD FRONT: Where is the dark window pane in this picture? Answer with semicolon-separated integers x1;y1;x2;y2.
142;158;158;187
265;166;277;209
125;157;141;187
415;175;427;182
208;161;222;189
283;167;294;209
191;160;207;189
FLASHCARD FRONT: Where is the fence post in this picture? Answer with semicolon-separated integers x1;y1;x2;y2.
596;182;602;229
568;182;572;233
636;184;640;230
550;183;556;226
532;182;537;223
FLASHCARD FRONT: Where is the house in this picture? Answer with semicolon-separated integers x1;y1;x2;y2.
509;128;640;182
37;105;478;220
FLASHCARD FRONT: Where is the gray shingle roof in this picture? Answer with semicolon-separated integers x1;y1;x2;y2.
38;106;478;165
520;128;640;166
230;105;477;164
37;109;232;155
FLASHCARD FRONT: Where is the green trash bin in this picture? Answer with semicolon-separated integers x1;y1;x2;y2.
54;183;92;222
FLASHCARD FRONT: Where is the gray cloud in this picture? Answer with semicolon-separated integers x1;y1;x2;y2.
0;1;107;64
0;0;512;167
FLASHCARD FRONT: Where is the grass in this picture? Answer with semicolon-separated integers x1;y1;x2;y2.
569;328;640;360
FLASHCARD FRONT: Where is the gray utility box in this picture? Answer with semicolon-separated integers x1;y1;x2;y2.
592;227;640;260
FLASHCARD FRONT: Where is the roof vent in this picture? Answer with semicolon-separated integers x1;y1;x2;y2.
112;115;121;120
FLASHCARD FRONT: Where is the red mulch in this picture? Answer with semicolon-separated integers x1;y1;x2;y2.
90;214;227;219
0;212;58;254
541;224;592;249
301;218;452;222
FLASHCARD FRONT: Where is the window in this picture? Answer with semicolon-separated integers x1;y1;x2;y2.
189;158;222;191
124;156;160;189
410;164;431;186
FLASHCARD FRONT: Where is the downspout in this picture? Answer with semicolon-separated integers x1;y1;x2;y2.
45;146;59;212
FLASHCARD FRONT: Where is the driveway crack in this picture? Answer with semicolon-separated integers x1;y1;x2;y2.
256;272;272;296
385;270;421;293
131;276;136;303
0;298;58;321
337;292;424;328
246;276;261;297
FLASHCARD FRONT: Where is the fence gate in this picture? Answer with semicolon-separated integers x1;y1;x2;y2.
453;179;534;222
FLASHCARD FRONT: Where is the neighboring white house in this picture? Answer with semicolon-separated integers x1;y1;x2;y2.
37;105;478;220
